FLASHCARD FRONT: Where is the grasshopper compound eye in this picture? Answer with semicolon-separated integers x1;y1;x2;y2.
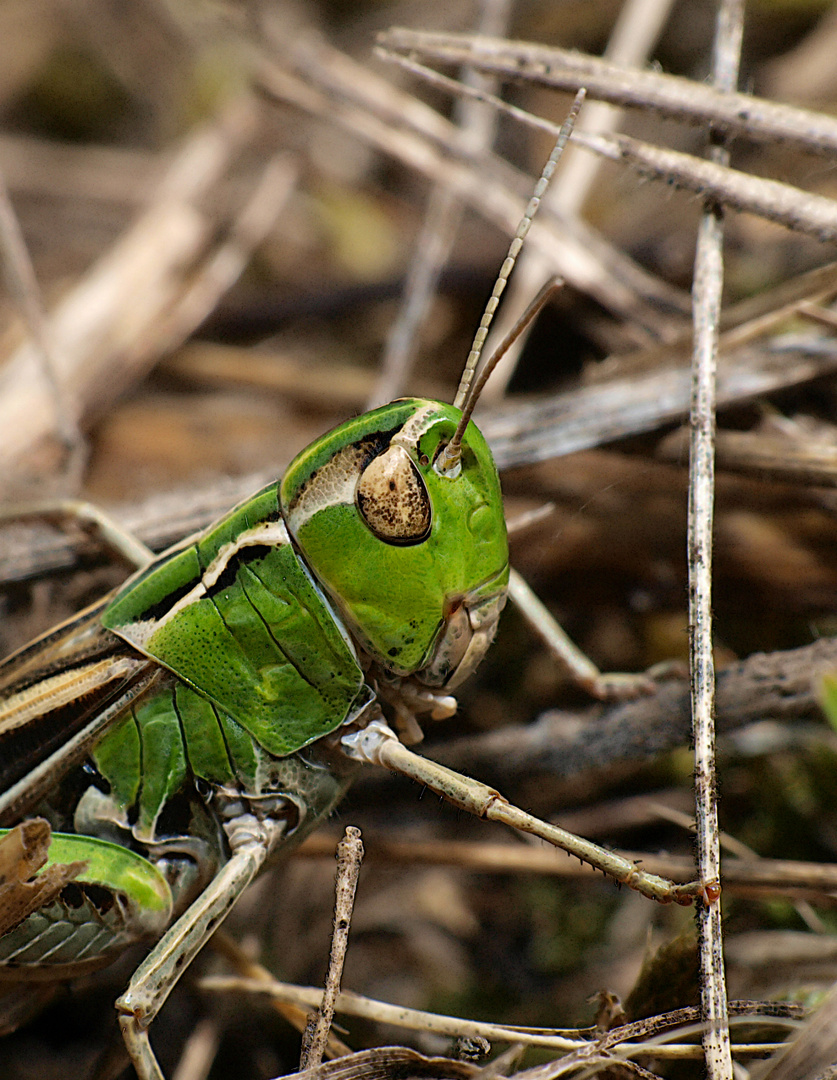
356;445;431;543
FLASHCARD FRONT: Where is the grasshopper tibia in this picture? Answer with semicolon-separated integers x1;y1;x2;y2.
341;720;718;907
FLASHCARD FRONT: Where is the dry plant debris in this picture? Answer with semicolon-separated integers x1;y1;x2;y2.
3;1;837;1079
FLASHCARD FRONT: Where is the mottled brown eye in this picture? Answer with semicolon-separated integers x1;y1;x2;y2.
356;445;431;543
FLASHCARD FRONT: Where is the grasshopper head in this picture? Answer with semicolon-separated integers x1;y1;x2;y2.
281;399;508;689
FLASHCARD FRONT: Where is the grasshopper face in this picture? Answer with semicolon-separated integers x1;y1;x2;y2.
281;398;509;689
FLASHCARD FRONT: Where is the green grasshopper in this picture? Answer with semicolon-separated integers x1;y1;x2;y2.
0;99;712;1080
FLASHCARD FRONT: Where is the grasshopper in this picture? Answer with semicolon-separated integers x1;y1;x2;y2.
0;97;712;1080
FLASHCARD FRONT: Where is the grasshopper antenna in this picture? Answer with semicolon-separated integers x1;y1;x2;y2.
435;88;585;477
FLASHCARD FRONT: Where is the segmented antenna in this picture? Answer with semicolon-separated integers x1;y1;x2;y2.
436;88;586;477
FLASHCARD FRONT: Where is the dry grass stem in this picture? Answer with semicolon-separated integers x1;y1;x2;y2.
199;976;797;1069
751;981;837;1080
660;427;837;487
0;132;161;207
6;318;837;583
482;338;837;468
436;636;837;796
377;28;837;154
381;50;837;243
0;169;82;476
0;100;261;494
473;0;677;402
257;37;687;339
368;0;511;409
201;976;591;1054
294;831;837;903
170;1019;220;1080
575;131;837;241
300;828;365;1072
689;3;741;1070
211;930;352;1060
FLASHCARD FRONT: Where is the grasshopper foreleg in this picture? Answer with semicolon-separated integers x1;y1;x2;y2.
341;720;717;907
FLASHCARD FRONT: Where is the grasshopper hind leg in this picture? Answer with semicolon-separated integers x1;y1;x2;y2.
0;826;173;977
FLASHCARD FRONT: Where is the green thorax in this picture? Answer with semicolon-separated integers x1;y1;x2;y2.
101;484;366;757
280;399;509;677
